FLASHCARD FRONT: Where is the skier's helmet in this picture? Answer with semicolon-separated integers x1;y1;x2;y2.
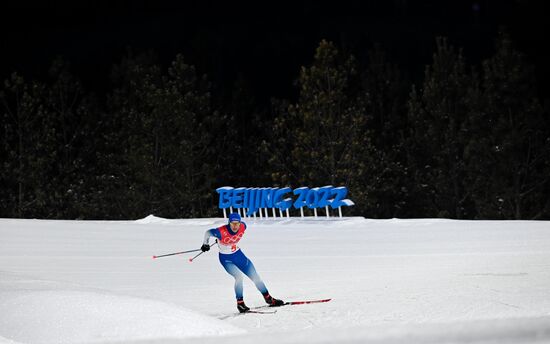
228;213;241;223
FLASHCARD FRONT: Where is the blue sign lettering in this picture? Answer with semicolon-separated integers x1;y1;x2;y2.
216;186;354;215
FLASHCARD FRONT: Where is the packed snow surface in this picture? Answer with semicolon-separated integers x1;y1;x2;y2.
1;216;549;343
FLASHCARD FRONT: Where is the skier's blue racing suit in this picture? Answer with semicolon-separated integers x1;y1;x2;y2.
203;221;269;300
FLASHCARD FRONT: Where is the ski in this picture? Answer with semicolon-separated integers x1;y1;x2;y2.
286;298;332;306
253;298;332;310
245;310;277;314
219;299;330;319
218;309;277;320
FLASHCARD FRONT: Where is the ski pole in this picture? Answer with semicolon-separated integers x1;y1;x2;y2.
188;250;205;263
152;248;201;259
188;240;217;263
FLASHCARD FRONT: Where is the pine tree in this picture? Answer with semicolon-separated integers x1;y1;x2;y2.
106;53;217;218
42;57;101;218
213;75;272;188
267;40;371;214
406;37;475;218
466;32;550;219
0;73;46;217
1;59;103;219
360;45;411;217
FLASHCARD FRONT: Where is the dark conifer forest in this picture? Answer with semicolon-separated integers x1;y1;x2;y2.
1;1;549;219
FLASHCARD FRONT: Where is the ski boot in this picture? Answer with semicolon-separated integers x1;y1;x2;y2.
237;299;250;313
263;293;285;307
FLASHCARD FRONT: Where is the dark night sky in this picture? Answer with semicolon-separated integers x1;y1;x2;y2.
1;1;549;104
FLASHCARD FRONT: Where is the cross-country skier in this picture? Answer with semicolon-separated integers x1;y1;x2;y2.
201;212;284;313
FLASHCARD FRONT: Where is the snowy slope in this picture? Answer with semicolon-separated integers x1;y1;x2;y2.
1;216;549;343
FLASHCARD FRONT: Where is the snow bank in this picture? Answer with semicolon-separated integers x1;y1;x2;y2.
1;217;549;344
0;335;21;344
0;287;244;344
134;215;176;225
181;316;550;344
134;215;219;227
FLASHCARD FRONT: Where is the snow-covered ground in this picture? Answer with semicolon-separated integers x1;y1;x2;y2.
1;216;549;343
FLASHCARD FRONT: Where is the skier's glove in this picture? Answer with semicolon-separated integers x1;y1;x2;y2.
201;244;210;252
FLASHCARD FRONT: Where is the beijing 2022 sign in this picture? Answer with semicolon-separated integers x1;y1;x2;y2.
216;186;354;216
